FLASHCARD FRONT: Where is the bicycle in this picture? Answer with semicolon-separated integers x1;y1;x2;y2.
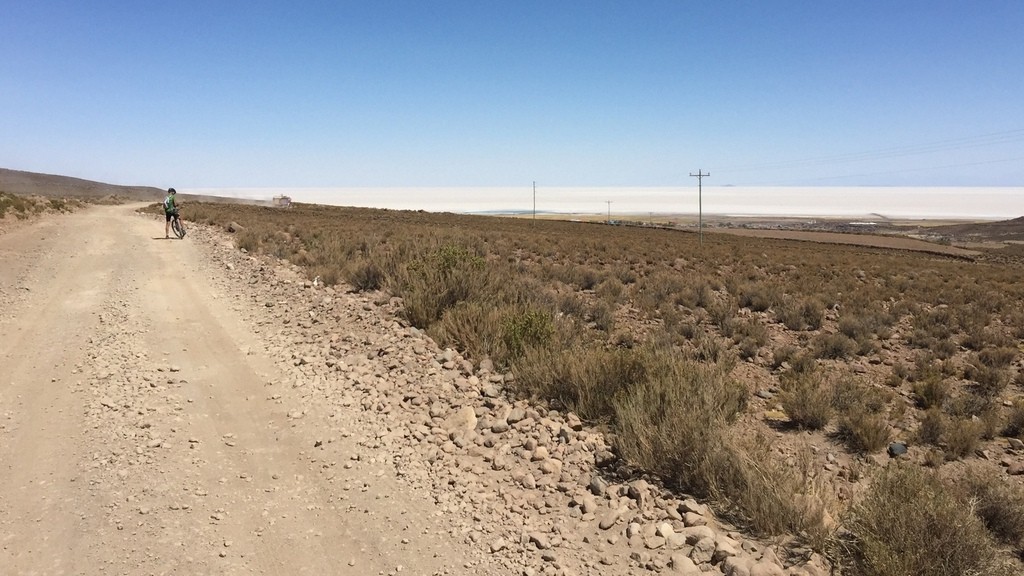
169;208;186;239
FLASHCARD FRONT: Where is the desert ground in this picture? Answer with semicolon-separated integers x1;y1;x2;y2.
0;204;821;576
5;172;1024;576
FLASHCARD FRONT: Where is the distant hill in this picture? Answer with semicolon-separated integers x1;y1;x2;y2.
0;168;165;202
929;216;1024;242
0;168;273;206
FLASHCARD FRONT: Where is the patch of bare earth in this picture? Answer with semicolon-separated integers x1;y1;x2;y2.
713;228;979;258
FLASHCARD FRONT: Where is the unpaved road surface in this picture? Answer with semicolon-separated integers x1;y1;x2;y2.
0;205;825;576
0;206;490;575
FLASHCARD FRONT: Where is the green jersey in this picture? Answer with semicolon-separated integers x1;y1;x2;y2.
163;194;177;213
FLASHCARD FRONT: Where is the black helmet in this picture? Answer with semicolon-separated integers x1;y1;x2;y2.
168;187;176;194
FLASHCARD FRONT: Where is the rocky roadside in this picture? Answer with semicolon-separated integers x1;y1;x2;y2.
152;217;833;576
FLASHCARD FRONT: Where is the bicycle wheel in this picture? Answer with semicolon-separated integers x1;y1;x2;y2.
171;216;185;239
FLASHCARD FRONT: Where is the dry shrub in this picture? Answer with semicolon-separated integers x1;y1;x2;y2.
511;345;646;422
235;228;261;253
931;338;958;359
736;281;779;312
501;308;555;360
837;411;890;453
612;264;637;285
844;464;1012;576
1009;310;1024;340
1004;400;1024;438
962;326;1013;351
814;333;858;360
556;292;586;318
832;377;891;414
787;351;818;375
578;267;601;290
309;264;340;287
779;370;833;430
948;393;1001;440
916;408;945;446
831;378;891;452
595;276;624;302
838;315;870;341
676;278;714;309
588;301;616;332
706;299;737;331
673;319;700;342
635;271;685;313
963;472;1024;550
771;344;798;369
964;360;1011;397
979;346;1018;368
345;258;384;291
842;303;897;340
802;298;827;330
943;417;983;460
714;434;837;548
911;375;949;409
431;301;508;364
0;192;36;218
397;243;494;328
689;334;732;365
732;319;768;360
923;448;945;468
611;350;829;539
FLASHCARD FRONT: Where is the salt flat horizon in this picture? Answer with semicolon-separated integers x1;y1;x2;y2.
186;186;1023;221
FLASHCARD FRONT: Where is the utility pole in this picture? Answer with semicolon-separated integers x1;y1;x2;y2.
533;181;536;224
690;170;709;247
605;201;612;224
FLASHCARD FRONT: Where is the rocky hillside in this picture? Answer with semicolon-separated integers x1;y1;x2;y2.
0;168;164;201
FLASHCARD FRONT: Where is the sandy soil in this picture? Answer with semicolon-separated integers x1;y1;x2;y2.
0;205;490;575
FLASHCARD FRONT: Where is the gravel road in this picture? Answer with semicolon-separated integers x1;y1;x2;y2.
0;205;494;575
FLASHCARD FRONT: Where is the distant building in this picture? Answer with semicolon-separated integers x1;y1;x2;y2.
272;195;292;208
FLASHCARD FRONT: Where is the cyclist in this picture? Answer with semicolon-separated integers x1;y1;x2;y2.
163;188;185;238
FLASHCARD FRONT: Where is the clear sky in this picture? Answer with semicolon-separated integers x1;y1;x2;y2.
2;1;1023;188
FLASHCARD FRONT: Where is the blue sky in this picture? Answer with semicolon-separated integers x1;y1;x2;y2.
2;1;1022;188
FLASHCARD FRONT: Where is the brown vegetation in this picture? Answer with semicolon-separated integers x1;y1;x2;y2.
161;200;1024;572
0;191;84;220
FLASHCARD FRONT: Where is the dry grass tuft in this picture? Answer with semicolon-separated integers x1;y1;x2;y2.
844;464;1014;576
779;369;833;430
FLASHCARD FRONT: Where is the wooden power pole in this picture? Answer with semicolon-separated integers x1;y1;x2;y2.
690;170;709;247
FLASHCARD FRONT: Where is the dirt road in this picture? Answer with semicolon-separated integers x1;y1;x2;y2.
0;205;492;575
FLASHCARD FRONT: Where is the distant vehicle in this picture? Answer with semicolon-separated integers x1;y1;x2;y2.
272;195;292;208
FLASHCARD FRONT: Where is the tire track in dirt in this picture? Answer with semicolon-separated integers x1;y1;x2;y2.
0;210;130;574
